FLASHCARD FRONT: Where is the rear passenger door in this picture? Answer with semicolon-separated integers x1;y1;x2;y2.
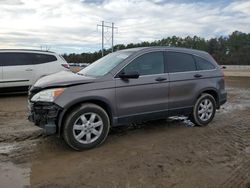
1;52;34;87
166;51;199;112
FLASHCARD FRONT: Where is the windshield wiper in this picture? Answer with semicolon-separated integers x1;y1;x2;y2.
77;72;85;76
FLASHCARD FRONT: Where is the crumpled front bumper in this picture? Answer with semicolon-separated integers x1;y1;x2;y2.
28;101;62;135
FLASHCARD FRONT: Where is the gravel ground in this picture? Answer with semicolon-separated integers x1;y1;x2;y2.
223;70;250;77
0;76;249;188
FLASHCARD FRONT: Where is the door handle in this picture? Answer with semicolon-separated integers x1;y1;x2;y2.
25;68;33;71
194;74;202;78
155;77;167;82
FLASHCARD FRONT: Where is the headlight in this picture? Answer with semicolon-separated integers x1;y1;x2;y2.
31;88;65;102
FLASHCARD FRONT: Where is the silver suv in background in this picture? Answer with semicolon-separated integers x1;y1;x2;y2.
0;49;69;92
28;47;227;150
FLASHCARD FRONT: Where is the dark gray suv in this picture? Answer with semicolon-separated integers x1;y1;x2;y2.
28;47;227;150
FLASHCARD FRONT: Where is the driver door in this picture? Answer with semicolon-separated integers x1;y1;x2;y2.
115;51;169;123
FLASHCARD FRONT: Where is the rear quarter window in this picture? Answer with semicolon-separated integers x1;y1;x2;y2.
33;54;57;64
194;56;215;70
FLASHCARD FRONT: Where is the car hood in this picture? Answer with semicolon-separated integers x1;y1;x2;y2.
33;71;96;89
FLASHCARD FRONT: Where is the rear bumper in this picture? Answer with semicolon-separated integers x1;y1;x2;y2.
28;101;62;135
219;91;227;106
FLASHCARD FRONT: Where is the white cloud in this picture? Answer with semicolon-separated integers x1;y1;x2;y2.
0;0;249;53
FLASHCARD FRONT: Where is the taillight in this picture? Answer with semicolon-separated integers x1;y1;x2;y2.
61;64;70;69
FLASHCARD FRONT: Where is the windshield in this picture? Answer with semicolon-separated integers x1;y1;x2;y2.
78;51;132;77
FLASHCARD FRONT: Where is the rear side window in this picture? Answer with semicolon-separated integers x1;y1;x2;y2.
167;52;196;73
0;52;33;66
194;56;215;70
33;54;57;64
123;51;164;76
0;52;57;66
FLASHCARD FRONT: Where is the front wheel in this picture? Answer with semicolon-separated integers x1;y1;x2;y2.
63;103;110;150
190;93;216;126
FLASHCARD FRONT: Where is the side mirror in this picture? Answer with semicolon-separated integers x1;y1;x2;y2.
118;71;139;79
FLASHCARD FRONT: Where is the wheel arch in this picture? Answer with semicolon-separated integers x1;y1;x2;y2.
57;97;114;137
196;88;220;108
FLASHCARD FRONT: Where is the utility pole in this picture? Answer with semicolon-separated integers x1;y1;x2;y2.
112;22;114;52
101;21;104;56
97;21;117;56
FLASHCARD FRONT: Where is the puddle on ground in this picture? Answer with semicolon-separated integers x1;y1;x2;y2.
0;143;30;187
0;162;30;188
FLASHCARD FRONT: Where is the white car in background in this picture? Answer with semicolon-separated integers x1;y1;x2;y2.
0;49;70;92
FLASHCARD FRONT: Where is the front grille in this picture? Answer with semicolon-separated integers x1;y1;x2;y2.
28;102;62;126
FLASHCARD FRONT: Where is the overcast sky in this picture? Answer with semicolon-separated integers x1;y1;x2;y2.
0;0;249;54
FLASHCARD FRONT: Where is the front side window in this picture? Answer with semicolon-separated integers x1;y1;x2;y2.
0;52;33;66
194;56;215;70
167;52;196;73
123;51;164;76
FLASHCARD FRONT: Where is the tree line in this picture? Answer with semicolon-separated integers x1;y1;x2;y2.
62;31;250;65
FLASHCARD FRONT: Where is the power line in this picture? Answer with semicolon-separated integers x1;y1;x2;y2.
97;21;118;56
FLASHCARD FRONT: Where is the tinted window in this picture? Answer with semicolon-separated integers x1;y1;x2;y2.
123;52;164;76
194;56;215;70
33;54;57;64
0;52;33;66
167;52;196;73
0;53;8;66
0;52;57;66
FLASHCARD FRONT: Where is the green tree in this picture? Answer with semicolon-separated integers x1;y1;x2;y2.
63;31;250;65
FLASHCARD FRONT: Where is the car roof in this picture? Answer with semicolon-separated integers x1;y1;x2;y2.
0;49;55;54
119;46;208;56
119;47;148;52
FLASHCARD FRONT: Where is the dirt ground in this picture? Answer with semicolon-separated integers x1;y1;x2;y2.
0;77;250;188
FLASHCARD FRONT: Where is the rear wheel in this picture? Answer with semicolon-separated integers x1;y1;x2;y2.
63;103;110;150
190;93;216;126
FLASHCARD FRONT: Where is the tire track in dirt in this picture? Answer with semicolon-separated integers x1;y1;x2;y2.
0;129;43;142
221;159;250;188
191;103;250;188
0;140;39;164
0;111;27;118
217;111;250;187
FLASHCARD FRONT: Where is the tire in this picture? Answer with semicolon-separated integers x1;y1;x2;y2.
190;93;216;126
63;103;110;150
